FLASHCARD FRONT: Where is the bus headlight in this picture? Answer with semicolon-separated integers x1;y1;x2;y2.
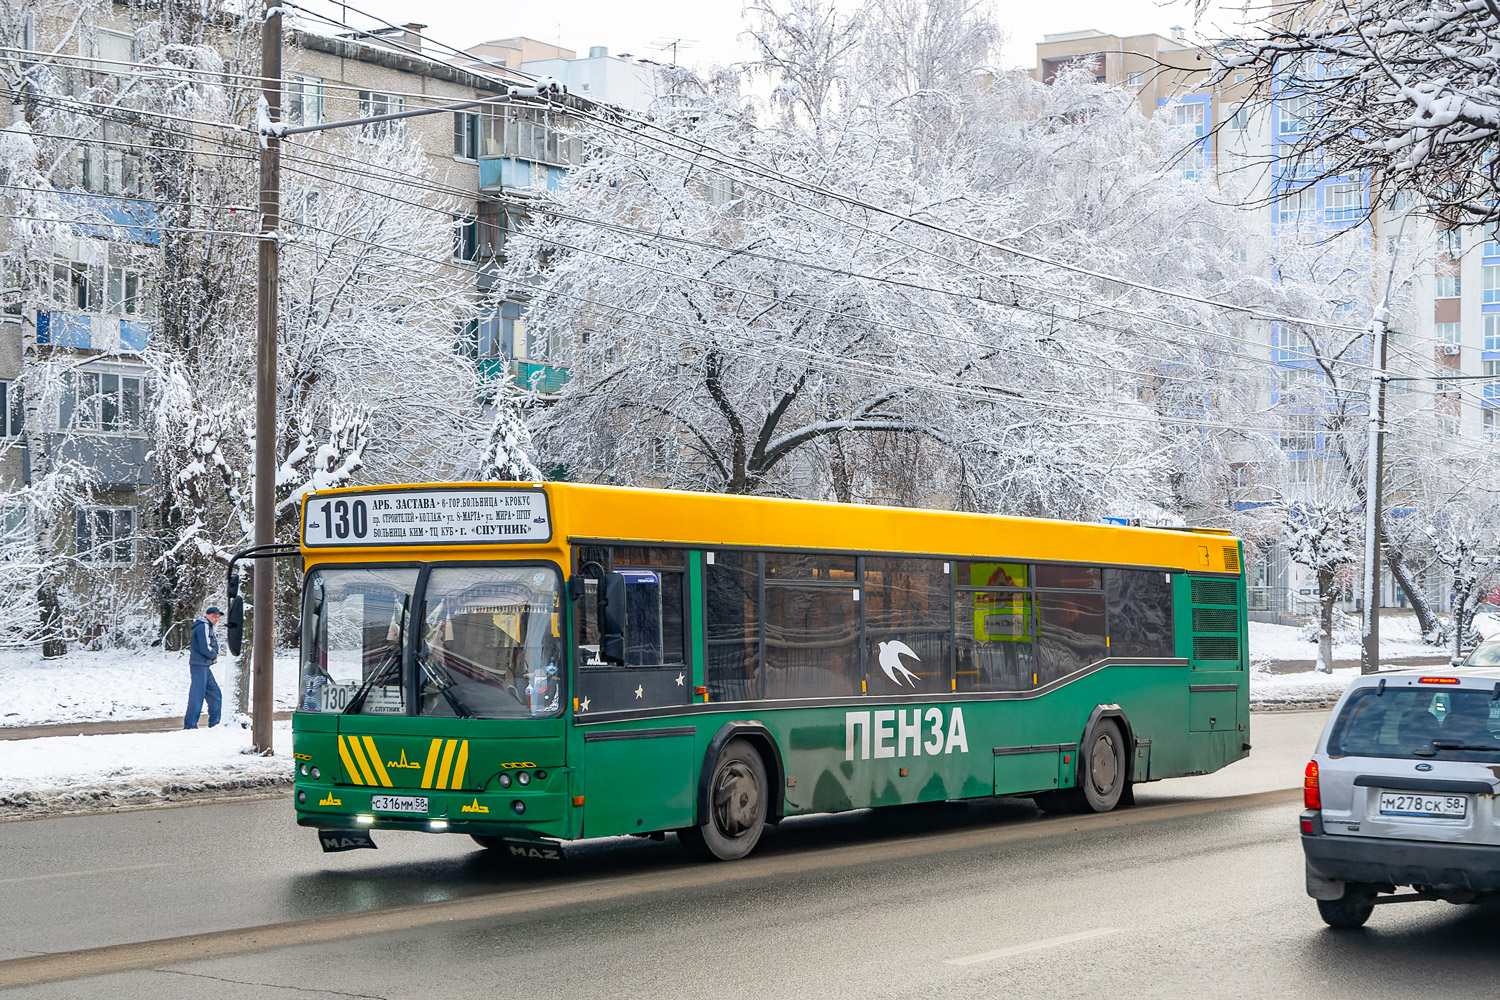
516;771;532;787
497;773;512;788
311;766;321;780
512;800;526;815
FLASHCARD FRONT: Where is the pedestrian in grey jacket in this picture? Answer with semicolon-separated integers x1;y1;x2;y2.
184;607;224;729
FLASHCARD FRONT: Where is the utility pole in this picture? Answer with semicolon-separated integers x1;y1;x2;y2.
253;0;282;754
1360;305;1389;675
1360;216;1406;676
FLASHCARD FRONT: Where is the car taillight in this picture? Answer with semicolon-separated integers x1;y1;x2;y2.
1304;760;1321;810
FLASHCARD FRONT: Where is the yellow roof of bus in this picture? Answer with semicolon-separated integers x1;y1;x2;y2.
303;482;1241;575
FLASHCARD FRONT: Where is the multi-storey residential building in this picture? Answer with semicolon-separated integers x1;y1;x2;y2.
1031;28;1474;617
0;10;505;639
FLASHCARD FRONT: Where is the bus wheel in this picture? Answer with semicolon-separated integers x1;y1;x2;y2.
1080;719;1127;812
678;738;768;861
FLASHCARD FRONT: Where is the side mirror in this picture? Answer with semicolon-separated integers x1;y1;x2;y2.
227;572;240;601
599;571;627;665
226;596;245;656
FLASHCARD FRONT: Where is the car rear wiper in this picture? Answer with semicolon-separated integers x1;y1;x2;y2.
1430;739;1500;752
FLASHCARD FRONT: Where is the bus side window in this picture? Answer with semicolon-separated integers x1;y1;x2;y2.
706;551;760;700
1104;569;1175;659
610;547;686;667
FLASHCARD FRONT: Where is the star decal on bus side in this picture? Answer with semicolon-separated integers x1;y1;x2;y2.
634;685;644;699
675;673;684;686
579;696;591;712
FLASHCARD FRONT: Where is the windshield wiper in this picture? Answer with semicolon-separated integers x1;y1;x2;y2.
418;652;475;719
345;595;408;715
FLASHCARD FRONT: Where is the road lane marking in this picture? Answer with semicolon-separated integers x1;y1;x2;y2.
945;928;1120;965
0;786;1299;989
0;863;171;885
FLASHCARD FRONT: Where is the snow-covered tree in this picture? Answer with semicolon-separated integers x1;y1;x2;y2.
1280;491;1359;673
473;392;543;483
1211;0;1500;224
506;1;1271;521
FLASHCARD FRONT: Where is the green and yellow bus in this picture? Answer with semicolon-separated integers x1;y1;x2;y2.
290;482;1248;860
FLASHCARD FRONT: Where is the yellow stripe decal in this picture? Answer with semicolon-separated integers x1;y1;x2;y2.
450;741;469;790
336;735;363;785
436;739;458;790
345;734;379;786
421;738;443;789
362;736;393;787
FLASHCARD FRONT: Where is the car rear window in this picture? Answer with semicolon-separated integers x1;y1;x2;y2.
1328;687;1500;761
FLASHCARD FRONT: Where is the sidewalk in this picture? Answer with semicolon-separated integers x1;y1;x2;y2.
0;711;294;742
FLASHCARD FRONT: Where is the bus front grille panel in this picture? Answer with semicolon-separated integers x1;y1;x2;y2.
1191;607;1239;634
1192;635;1240;661
1190;578;1237;607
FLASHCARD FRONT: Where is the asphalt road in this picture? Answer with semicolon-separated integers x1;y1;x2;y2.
8;710;1499;999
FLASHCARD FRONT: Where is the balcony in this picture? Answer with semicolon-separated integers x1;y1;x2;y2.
479;157;567;193
477;358;569;395
36;312;151;352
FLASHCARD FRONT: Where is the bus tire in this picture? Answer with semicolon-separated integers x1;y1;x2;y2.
1079;718;1127;813
677;738;768;861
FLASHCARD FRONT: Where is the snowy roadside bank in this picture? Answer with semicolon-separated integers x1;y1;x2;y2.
0;723;292;819
0;648;300;728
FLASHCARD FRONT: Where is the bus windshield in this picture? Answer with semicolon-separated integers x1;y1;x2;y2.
299;565;562;718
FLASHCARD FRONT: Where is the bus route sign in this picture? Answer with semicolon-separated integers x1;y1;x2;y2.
303;487;551;547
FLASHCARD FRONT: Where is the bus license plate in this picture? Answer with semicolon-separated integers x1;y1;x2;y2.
371;795;428;815
1379;791;1467;818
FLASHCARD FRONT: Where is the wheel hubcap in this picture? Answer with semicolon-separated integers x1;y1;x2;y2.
1090;733;1118;794
711;760;760;838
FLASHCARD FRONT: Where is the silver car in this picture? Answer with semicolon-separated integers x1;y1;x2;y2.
1301;669;1500;927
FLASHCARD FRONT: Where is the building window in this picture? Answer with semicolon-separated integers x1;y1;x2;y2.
106;266;149;316
1325;183;1362;222
0;380;21;437
1127;72;1144;87
50;258;101;312
92;29;135;74
453;112;480;160
1486;360;1500;401
60;370;145;434
1485;408;1498;438
1438;273;1463;299
477;200;510;257
453;213;479;261
487;107;582;166
1484;227;1500;258
1179;146;1206;181
1278;93;1314;134
1278;187;1316;224
75;506;135;564
1484;265;1500;303
478;300;527;359
1287;456;1316;483
1436;321;1462;345
1439;228;1462;258
1226;104;1248;131
1486;315;1500;351
74;125;147;197
1171;101;1206;137
287;75;324;126
357;91;405;137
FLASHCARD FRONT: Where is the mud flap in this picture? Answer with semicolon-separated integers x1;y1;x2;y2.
1306;859;1345;900
501;838;565;862
319;829;377;852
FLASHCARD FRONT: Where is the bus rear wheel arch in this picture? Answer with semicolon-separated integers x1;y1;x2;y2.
1036;710;1133;814
679;735;773;861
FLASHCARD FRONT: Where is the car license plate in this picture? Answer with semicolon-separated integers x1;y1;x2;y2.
1379;791;1467;818
370;795;428;814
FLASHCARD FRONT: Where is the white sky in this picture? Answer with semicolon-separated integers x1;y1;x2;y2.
317;0;1254;74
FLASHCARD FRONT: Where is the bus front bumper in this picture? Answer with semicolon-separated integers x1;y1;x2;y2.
294;782;570;837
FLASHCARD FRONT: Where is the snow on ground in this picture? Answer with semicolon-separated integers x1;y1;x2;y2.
0;647;299;727
1248;617;1453;710
0;722;292;817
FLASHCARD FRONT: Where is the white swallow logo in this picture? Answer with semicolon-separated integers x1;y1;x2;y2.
878;640;921;687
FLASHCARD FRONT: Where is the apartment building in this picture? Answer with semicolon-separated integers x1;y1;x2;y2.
0;9;504;635
1031;28;1477;615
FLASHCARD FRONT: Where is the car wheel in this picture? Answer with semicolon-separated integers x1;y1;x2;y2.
1317;886;1376;928
678;738;769;861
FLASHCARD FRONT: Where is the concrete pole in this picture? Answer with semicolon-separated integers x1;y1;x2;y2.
253;2;282;753
1360;306;1388;675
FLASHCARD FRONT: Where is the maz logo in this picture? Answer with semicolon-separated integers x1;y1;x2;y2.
845;707;969;760
508;844;562;860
